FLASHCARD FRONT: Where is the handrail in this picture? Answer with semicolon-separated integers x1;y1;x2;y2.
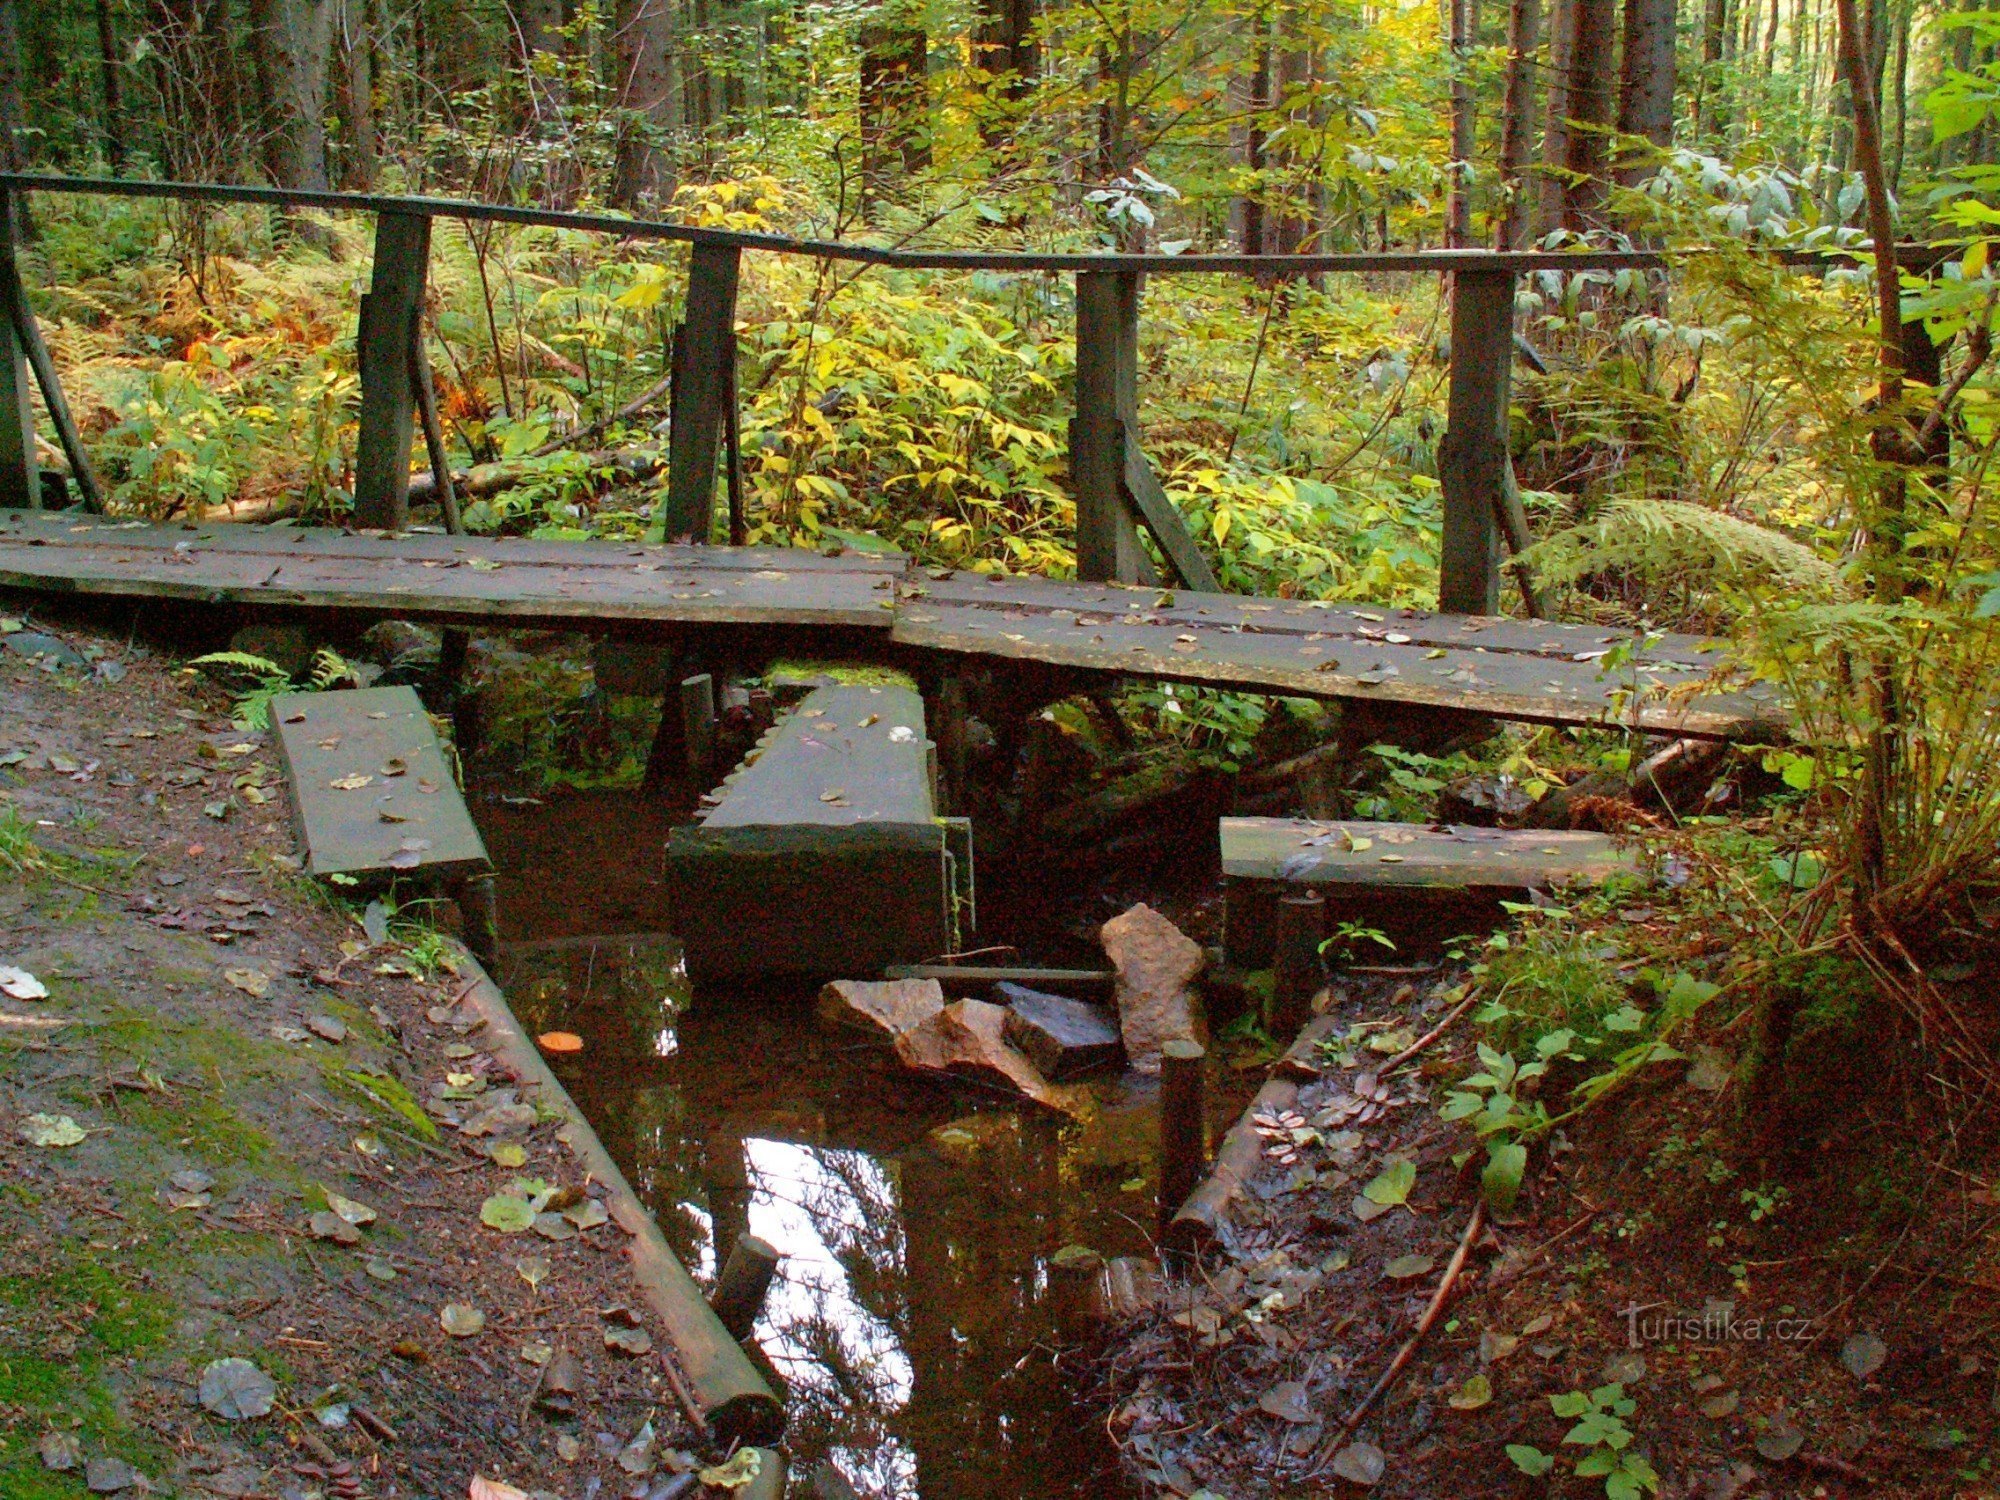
0;171;1677;273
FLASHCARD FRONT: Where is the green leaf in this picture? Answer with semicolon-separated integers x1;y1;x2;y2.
480;1194;538;1233
1362;1158;1416;1207
1482;1141;1528;1214
1506;1444;1555;1476
1550;1390;1594;1418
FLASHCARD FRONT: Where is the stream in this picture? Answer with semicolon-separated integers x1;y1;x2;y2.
479;788;1159;1498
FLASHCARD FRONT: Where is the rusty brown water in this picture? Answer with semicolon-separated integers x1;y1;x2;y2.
481;790;1154;1499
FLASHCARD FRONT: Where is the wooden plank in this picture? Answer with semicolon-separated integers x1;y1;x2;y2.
1219;817;1633;889
353;212;432;530
1120;426;1221;593
0;192;37;509
269;685;488;879
665;683;960;979
892;587;1786;738
659;241;741;544
1073;270;1153;584
0;513;902;628
1438;268;1514;614
898;570;1729;668
702;683;933;830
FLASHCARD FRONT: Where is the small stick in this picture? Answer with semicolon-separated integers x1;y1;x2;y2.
659;1349;714;1445
1318;1201;1486;1465
1381;988;1484;1074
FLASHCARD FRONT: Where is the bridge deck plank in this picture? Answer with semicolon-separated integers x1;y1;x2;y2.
0;513;1782;736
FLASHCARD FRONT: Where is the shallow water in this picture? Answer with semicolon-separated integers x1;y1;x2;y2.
484;795;1157;1498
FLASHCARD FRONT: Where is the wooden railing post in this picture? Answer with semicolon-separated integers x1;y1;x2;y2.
353;210;432;531
1437;267;1515;614
0;191;39;509
659;241;742;544
1072;269;1152;584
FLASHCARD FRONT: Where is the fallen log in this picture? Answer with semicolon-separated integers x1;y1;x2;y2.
405;448;666;508
1524;736;1729;830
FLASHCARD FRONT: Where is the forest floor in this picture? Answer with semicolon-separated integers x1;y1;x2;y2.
1093;889;2000;1498
0;613;714;1500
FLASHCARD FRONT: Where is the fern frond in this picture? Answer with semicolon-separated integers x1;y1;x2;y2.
190;650;289;680
1519;497;1848;601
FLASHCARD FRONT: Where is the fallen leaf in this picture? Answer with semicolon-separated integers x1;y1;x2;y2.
1520;1312;1554;1336
362;900;390;946
380;757;408;777
533;1212;577;1242
1330;1441;1386;1486
488;1142;527;1168
363;1257;397;1282
604;1325;653;1356
1361;1159;1416;1208
519;1340;553;1366
1842;1331;1887;1380
308;1211;361;1245
1257;1381;1314;1423
85;1455;140;1494
536;1031;584;1055
329;774;373;790
223;968;269;997
439;1303;485;1338
481;1195;537;1234
562;1198;609;1231
467;1479;530;1500
516;1257;551;1290
1700;1390;1740;1419
22;1113;87;1148
0;965;48;1000
1480;1331;1520;1364
555;1432;580;1462
1383;1254;1435;1280
198;1358;277;1420
1755;1416;1804;1461
391;1339;428;1362
616;1419;656;1475
306;1014;348;1043
1448;1373;1492;1410
697;1450;764;1490
325;1191;376;1226
1351;1196;1391;1223
39;1430;80;1471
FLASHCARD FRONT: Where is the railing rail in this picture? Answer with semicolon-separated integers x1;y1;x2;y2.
0;171;1966;612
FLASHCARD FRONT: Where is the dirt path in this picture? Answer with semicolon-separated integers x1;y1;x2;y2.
0;617;713;1499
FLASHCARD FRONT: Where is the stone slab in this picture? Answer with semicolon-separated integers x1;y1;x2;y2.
998;984;1124;1079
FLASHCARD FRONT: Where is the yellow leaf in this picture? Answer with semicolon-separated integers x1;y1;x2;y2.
1212;508;1233;546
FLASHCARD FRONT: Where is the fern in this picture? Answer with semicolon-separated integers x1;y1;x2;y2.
1518;497;1849;602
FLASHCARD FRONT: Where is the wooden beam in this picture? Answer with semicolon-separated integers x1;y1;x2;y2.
659;241;741;544
1120;423;1221;593
353;211;431;531
1437;268;1515;614
0;192;38;508
1072;270;1154;584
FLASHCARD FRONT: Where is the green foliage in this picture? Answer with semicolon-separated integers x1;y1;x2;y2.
1546;1385;1661;1500
189;646;359;729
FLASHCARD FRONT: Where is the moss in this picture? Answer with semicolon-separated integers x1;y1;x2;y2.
326;1066;439;1141
118;1092;276;1167
762;659;917;689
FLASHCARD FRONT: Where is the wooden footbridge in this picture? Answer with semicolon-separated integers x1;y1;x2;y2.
0;171;1823;742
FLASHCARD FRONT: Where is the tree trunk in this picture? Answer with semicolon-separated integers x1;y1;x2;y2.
1888;0;1909;188
975;0;1036;146
1447;0;1475;246
613;0;680;206
1616;0;1676;184
96;0;127;170
247;0;335;190
1833;0;1905;909
858;23;929;207
1497;0;1538;248
1269;12;1313;253
1536;0;1573;236
1559;0;1615;228
339;0;376;189
0;0;28;174
509;0;566;124
1697;0;1727;136
1235;11;1270;254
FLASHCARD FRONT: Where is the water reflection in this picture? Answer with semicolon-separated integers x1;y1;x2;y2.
501;936;1144;1500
